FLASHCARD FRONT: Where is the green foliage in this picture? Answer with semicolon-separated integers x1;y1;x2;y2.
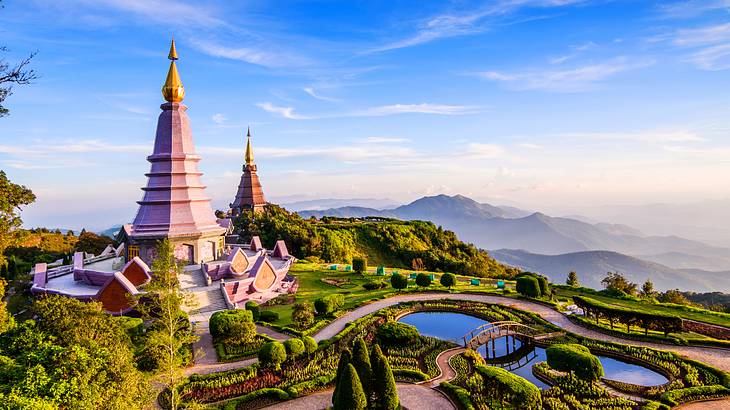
440;272;457;288
258;341;287;370
660;385;730;406
233;204;517;277
362;280;387;290
440;382;475;410
210;309;256;345
0;296;148;409
245;301;260;321
546;343;604;381
574;296;684;335
601;272;638;296
659;289;690;305
334;364;367;410
352;257;366;274
301;336;318;355
314;294;345;316
221;388;289;410
73;231;113;255
292;302;315;329
377;321;420;345
259;310;279;322
0;171;35;269
567;271;580;287
641;279;657;299
283;338;305;359
0;279;13;333
332;348;352;407
415;272;432;288
371;344;399;409
474;365;542;409
537;275;549;295
390;273;408;291
351;338;372;399
516;275;541;298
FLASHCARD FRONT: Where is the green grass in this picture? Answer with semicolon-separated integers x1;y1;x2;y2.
555;287;730;328
259;261;514;327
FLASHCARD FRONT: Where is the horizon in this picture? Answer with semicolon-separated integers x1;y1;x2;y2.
1;0;730;233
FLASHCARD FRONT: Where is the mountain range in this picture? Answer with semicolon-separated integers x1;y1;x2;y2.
298;194;730;292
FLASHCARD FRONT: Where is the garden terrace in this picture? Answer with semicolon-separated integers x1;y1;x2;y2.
574;296;684;336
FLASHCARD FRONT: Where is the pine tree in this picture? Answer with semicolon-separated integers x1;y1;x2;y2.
351;338;372;400
567;271;579;287
371;344;399;410
334;364;367;410
332;348;352;407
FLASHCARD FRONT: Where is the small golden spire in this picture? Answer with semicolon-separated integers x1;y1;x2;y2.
245;127;254;165
162;38;185;102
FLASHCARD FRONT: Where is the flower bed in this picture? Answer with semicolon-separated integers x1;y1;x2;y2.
215;334;273;362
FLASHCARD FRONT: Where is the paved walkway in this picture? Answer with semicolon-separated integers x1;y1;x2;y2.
263;383;455;410
420;347;465;388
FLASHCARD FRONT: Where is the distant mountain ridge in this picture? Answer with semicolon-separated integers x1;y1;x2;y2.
297;194;730;288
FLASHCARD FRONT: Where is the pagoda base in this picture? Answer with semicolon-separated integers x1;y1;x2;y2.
127;229;226;266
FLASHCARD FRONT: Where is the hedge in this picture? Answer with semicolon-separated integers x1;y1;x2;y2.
574;296;684;335
285;374;335;398
546;343;604;381
475;365;542;409
220;388;289;410
258;341;287;370
391;368;429;382
245;301;260;321
516;276;541;298
315;294;345;316
440;382;475;410
641;401;670;410
660;385;730;406
258;310;280;322
210;309;254;339
377;321;420;345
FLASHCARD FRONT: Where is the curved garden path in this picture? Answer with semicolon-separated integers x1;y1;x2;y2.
187;292;730;408
262;383;455;410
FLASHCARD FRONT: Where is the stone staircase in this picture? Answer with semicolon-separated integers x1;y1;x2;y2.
180;266;228;320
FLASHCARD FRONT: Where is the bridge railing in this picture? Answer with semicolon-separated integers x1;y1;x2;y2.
462;321;544;348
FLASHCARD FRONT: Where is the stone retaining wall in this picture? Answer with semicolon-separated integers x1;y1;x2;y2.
683;320;730;340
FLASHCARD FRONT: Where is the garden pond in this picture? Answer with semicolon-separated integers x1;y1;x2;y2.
399;311;669;389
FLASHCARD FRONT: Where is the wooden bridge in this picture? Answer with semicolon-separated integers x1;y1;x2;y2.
461;321;562;349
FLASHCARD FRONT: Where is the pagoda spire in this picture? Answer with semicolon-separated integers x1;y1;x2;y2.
162;38;185;102
245;127;254;165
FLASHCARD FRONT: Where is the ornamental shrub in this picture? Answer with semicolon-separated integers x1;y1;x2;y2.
371;344;399;410
475;365;541;409
283;338;305;359
415;272;432;288
516;276;541;298
210;309;255;344
536;275;549;296
377;321;419;345
245;301;260;321
301;336;317;355
258;310;279;322
332;348;352;407
363;280;386;290
440;273;457;289
546;343;604;381
334;364;367;410
352;257;366;274
292;302;315;329
258;341;287;370
390;273;408;291
351;338;372;399
314;294;345;316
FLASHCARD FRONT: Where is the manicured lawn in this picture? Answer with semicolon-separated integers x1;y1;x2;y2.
259;261;514;327
555;287;730;328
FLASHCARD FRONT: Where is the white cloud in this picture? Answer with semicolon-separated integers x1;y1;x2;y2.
465;143;507;158
477;57;654;92
255;102;312;120
255;102;478;119
190;39;305;68
358;137;411;144
518;143;542;149
674;23;730;46
685;44;730;70
303;87;339;102
69;0;225;29
211;113;227;125
562;130;706;143
659;1;730;19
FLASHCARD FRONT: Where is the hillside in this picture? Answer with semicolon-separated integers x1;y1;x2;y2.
234;205;518;278
489;249;730;293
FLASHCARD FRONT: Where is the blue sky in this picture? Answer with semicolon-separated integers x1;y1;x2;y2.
1;0;729;230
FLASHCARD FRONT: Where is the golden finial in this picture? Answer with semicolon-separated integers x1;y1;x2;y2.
245;127;254;165
162;38;185;102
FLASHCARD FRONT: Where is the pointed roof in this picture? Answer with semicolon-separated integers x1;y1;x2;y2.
230;128;267;214
162;38;184;103
245;127;254;165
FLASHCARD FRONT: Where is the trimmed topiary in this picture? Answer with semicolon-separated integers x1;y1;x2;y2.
351;338;372;400
209;309;256;344
376;321;419;345
475;365;542;409
352;257;366;274
314;294;345;316
516;275;541;298
390;273;408;291
245;301;260;321
332;348;352;407
415;272;432;288
334;364;367;410
258;341;287;370
258;310;279;322
283;338;305;360
440;273;457;289
371;344;399;410
546;343;604;381
301;335;317;355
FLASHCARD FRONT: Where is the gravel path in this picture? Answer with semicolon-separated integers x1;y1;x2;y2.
262;383;455;410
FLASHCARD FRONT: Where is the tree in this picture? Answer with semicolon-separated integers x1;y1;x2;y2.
210;310;256;345
283;338;305;360
352;257;366;274
567;271;579;287
659;289;691;305
258;341;287;370
601;272;637;296
74;231;114;255
0;278;13;334
0;171;35;268
390;272;408;291
334;364;367;410
440;272;456;289
351;338;372;400
0;2;37;118
292;301;315;329
135;239;198;410
371;344;399;410
640;279;657;299
415;272;432;288
314;294;344;316
411;257;425;271
516;275;541;298
332;348;352;407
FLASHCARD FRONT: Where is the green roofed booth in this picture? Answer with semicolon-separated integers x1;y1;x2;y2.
409;273;417;279
344;265;352;271
471;279;480;286
376;266;385;276
329;264;338;270
429;274;435;280
497;280;505;289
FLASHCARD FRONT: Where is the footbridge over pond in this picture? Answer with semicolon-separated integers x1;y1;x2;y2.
461;321;563;349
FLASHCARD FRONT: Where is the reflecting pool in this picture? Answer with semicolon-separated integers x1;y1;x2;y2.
399;311;669;389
